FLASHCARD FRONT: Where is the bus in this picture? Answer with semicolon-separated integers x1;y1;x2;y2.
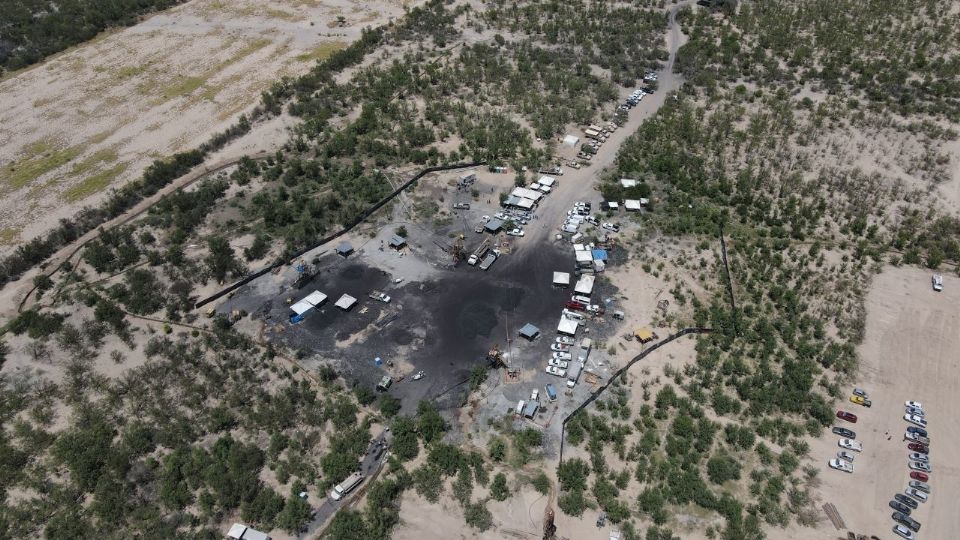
329;472;364;501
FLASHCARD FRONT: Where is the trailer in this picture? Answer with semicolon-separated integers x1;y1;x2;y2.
566;361;583;388
478;252;498;270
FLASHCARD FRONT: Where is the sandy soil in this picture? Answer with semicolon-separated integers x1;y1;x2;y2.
768;265;960;540
0;0;416;251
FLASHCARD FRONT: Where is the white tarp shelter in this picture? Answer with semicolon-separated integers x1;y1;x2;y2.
575;251;593;265
511;187;543;201
558;316;579;336
335;294;357;310
574;275;595;295
625;199;643;211
303;291;328;307
563;134;580;146
620;178;638;188
553;272;571;287
290;300;314;316
538;176;556;187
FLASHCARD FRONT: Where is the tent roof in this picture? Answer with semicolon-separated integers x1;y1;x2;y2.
538;176;556;186
303;291;327;306
290;300;314;315
558;316;579;335
634;327;654;341
336;241;354;254
575;251;592;263
625;199;643;211
227;524;247;540
591;249;608;261
574;275;595;295
620;178;638;188
553;272;571;285
335;294;357;310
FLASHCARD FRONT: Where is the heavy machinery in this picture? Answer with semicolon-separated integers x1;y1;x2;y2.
486;344;506;368
451;234;466;264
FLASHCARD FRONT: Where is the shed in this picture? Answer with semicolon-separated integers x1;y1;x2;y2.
574;275;595;295
620;178;638;188
553;272;571;287
538;176;556;187
563;134;580;147
625;199;642;212
485;219;504;233
634;327;655;343
303;291;328;307
523;401;539;418
591;249;608;261
606;201;620;211
519;323;540;340
389;235;407;249
557;316;579;336
336;241;354;257
335;294;357;311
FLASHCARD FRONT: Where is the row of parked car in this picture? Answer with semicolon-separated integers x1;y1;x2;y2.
545;336;575;377
891;400;931;539
828;388;871;473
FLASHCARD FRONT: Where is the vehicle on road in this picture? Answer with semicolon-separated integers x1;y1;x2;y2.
905;488;928;503
837;451;855;462
828;459;853;473
839;439;862;452
832;427;856;438
850;395;872;407
909;452;928;463
412;370;424;381
906;426;928;437
545;366;567;377
907;443;928;454
905;432;930;444
892;512;921;532
905;400;923;409
894;493;918;509
548;358;569;369
909;471;929;482
932;274;944;291
836;411;857;423
330;472;364;501
893;524;916;540
904;414;927;428
908;480;930;493
909;461;931;472
889;500;912;515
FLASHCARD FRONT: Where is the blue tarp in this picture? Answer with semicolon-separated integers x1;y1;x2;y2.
592;249;608;261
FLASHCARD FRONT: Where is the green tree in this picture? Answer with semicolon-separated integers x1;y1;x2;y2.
490;473;509;501
205;235;242;281
706;454;741;485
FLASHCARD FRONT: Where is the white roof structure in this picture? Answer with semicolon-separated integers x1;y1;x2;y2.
553;272;571;286
608;201;620;209
574;275;595;295
558;316;579;336
625;199;642;211
243;530;270;540
227;524;271;540
563;134;580;146
538;176;556;187
538;185;552;194
511;187;543;201
290;300;314;316
573;243;587;251
303;291;328;306
513;197;535;209
335;294;357;310
227;524;248;540
594;260;606;272
575;251;593;264
562;223;578;233
620;178;638;188
639;197;649;205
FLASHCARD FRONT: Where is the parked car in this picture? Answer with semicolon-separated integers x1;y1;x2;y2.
832;427;855;438
837;451;855;462
905;432;930;445
894;493;918;509
892;511;921;532
836;411;857;423
452;202;470;210
839;439;862;452
550;343;570;352
904;400;923;410
552;351;572;360
530;389;539;401
601;222;620;232
907;443;928;454
850;395;872;407
906;426;928;437
908;480;930;493
908;461;931;472
905;406;924;417
556;336;574;345
507;228;525;237
909;452;928;463
904;414;927;428
548;358;569;369
853;388;869;398
893;524;916;540
909;471;929;482
905;488;928;503
932;274;944;291
889;500;911;515
545;366;567;377
828;459;853;473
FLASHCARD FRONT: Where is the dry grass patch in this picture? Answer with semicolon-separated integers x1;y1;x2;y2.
68;147;120;178
1;140;85;191
295;41;348;62
62;163;129;202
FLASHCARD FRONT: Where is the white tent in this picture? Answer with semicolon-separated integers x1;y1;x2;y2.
511;187;543;201
553;272;571;287
563;134;580;147
574;275;595;295
558;316;579;336
290;300;314;316
303;291;328;306
538;176;556;187
625;199;642;211
335;294;357;310
575;251;593;265
620;178;638;188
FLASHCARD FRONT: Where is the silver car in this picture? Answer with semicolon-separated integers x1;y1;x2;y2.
908;480;930;493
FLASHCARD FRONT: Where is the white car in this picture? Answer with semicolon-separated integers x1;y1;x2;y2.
905;432;930;444
905;488;928;503
545;366;567;377
908;480;930;493
552;351;572;360
556;336;574;345
601;222;620;232
839;439;862;452
908;461;931;472
828;458;853;473
507;228;525;237
932;274;944;291
548;358;569;369
893;524;915;540
837;451;855;462
904;414;927;428
905;406;924;417
530;389;539;401
909;452;928;463
550;343;570;352
904;400;923;410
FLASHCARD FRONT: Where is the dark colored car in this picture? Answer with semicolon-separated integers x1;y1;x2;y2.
892;512;921;532
909;471;929;482
836;411;858;423
832;427;856;438
564;300;587;311
906;426;928;438
908;443;929;454
894;494;919;509
889;501;911;515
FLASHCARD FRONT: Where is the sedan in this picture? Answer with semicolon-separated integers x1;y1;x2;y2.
905;406;925;417
850;395;870;407
889;500;912;515
836;411;857;423
907;443;928;454
839;439;862;452
905;488;928;503
892;512;921;533
905;432;930;444
550;343;570;352
904;400;923;410
828;459;853;473
909;461;931;472
552;351;572;360
556;336;574;345
909;471;929;482
548;358;569;369
601;223;620;232
909;452;928;463
904;414;927;428
893;524;916;540
832;427;856;438
908;480;930;493
506;228;525;237
837;451;855;462
906;426;928;437
894;493;918;509
544;366;567;377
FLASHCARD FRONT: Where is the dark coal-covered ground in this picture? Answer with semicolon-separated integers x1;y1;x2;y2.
255;243;575;413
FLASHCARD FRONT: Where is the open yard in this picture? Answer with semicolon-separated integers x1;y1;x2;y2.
0;0;415;251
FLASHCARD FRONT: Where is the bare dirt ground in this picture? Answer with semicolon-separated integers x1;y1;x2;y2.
768;265;960;540
0;0;415;252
